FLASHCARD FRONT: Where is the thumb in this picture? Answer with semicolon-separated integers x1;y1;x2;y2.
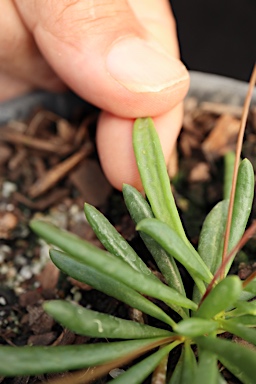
15;0;189;117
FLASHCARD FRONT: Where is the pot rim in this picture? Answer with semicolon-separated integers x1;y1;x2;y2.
188;71;256;105
0;71;255;125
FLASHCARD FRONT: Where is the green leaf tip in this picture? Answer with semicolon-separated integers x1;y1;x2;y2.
133;117;189;244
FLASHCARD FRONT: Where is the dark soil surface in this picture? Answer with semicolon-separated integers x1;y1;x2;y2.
0;97;256;383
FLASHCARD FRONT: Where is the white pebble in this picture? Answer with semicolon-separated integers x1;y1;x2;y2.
19;265;33;280
2;182;17;198
109;369;125;379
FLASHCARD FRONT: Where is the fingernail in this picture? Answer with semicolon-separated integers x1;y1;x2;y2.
106;37;188;93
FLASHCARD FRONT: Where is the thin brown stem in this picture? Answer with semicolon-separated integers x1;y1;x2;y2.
221;65;256;277
242;270;256;289
200;221;256;304
42;337;179;384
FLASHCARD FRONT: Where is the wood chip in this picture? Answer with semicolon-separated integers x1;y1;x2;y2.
67;277;92;291
27;332;57;346
0;211;18;239
180;132;200;157
13;188;70;210
0;130;73;155
51;328;77;346
200;101;243;117
202;114;240;159
37;261;60;291
27;304;55;335
28;143;92;198
0;143;12;165
26;110;61;136
189;162;210;182
57;120;76;143
8;147;27;171
69;158;112;206
19;290;42;308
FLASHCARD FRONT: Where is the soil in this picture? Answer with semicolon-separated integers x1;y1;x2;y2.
0;97;256;384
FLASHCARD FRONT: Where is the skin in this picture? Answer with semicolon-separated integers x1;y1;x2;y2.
1;0;190;190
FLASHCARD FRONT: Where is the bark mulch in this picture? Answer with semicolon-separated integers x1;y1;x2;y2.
0;98;256;383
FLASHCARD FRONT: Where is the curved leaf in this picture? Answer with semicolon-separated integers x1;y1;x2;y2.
109;341;181;384
123;184;187;315
84;203;156;280
168;346;184;384
133;117;188;244
225;315;256;327
195;276;242;319
198;159;254;277
239;291;256;302
243;279;256;295
223;151;236;200
44;300;174;339
195;349;218;384
180;342;197;384
196;336;256;384
198;200;228;274
30;220;196;314
226;300;256;317
225;158;254;274
220;319;256;346
50;249;173;326
0;338;166;376
174;318;219;338
137;218;212;284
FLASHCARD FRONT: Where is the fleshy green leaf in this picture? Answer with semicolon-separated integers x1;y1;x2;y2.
195;349;218;384
225;158;254;274
195;276;242;319
84;203;156;280
168;346;184;384
196;336;256;384
223;151;236;200
0;338;165;376
179;342;197;384
136;218;212;284
198;159;254;277
44;300;174;339
198;200;228;274
50;249;173;326
243;279;256;296
30;220;197;314
217;373;228;384
133;117;188;244
226;300;256;317
174;318;219;338
225;315;256;327
109;341;180;384
123;184;185;297
220;319;256;346
238;290;256;302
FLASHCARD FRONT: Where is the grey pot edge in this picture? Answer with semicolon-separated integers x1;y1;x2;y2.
0;71;255;125
0;91;92;126
188;71;256;105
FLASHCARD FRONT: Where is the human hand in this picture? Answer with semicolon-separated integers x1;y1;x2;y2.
1;0;189;190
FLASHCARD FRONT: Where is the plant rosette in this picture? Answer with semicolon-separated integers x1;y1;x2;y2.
1;101;256;383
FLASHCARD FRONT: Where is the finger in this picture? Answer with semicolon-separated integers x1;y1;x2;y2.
96;0;185;190
0;73;34;102
15;0;189;118
97;105;183;190
128;0;179;56
0;0;65;96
